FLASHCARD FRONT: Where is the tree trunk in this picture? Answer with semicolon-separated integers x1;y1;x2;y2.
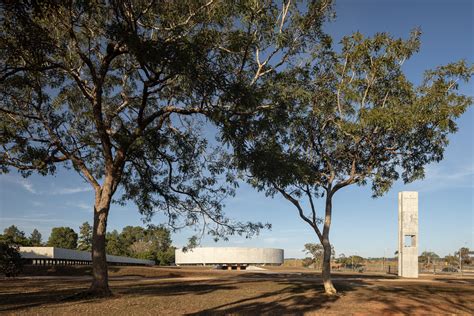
321;237;336;295
89;180;114;297
321;193;337;295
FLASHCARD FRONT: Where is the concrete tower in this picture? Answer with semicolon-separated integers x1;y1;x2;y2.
398;191;419;278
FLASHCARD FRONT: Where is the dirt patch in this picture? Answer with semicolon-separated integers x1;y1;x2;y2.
20;265;231;279
1;268;473;315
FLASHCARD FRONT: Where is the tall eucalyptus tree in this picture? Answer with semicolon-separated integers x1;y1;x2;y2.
226;30;473;294
0;0;333;296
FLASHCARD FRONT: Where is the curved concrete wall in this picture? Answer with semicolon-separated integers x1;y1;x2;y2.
175;247;284;265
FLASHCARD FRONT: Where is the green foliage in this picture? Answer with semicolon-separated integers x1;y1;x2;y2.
105;225;175;264
455;247;472;265
226;29;473;250
47;227;78;249
224;29;471;293
444;255;459;266
146;225;172;253
418;251;440;264
349;255;364;265
335;254;364;269
0;242;23;277
0;0;331;247
303;243;335;268
105;230;123;256
1;225;30;246
78;222;93;251
29;229;42;246
230;31;473;201
302;257;314;267
335;254;347;265
120;226;146;253
157;247;176;266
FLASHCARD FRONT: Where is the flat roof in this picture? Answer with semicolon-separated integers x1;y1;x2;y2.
175;247;284;265
19;247;154;265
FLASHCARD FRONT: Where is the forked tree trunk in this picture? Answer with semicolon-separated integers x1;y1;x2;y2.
89;178;114;296
321;194;337;295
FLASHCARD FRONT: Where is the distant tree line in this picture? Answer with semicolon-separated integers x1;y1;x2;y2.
302;243;335;269
0;224;175;266
105;225;175;266
298;243;472;270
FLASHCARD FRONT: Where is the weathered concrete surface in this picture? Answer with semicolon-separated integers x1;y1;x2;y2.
175;247;284;265
19;247;154;265
398;191;419;278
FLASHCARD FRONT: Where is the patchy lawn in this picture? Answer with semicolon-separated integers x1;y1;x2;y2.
1;267;473;315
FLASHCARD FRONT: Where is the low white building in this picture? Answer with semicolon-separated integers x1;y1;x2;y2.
175;247;284;267
19;247;154;266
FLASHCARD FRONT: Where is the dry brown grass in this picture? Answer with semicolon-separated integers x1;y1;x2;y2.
1;266;473;315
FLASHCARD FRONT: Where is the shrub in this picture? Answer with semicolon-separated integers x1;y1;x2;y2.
0;242;23;277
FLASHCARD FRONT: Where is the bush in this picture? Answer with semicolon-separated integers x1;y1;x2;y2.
157;248;175;266
0;242;23;277
302;257;314;267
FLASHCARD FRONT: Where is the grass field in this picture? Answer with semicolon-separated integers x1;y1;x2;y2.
1;266;473;315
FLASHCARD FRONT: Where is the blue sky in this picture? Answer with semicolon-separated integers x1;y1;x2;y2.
1;0;472;259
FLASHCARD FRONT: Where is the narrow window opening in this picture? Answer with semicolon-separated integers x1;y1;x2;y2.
404;235;416;247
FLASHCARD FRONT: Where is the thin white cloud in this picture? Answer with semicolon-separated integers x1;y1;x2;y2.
51;186;92;195
20;179;37;194
0;175;93;195
410;163;474;192
77;202;91;210
426;164;474;181
66;201;92;212
263;237;289;244
0;176;37;194
230;239;246;244
1;216;77;224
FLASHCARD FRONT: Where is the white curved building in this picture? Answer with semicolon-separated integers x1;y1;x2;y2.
175;247;284;266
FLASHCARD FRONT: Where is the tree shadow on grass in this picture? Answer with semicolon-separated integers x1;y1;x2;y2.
350;282;474;314
185;279;359;315
116;281;239;297
21;265;93;277
0;285;90;312
2;273;473;314
432;277;474;285
238;271;397;280
0;279;240;312
184;274;474;315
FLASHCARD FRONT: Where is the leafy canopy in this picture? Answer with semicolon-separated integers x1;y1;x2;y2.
105;225;175;264
47;226;78;249
303;242;335;263
0;0;333;242
226;30;473;238
0;243;23;277
29;229;43;246
78;222;93;251
1;225;30;246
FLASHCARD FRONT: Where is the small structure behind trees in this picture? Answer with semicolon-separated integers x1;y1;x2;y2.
1;224;177;266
